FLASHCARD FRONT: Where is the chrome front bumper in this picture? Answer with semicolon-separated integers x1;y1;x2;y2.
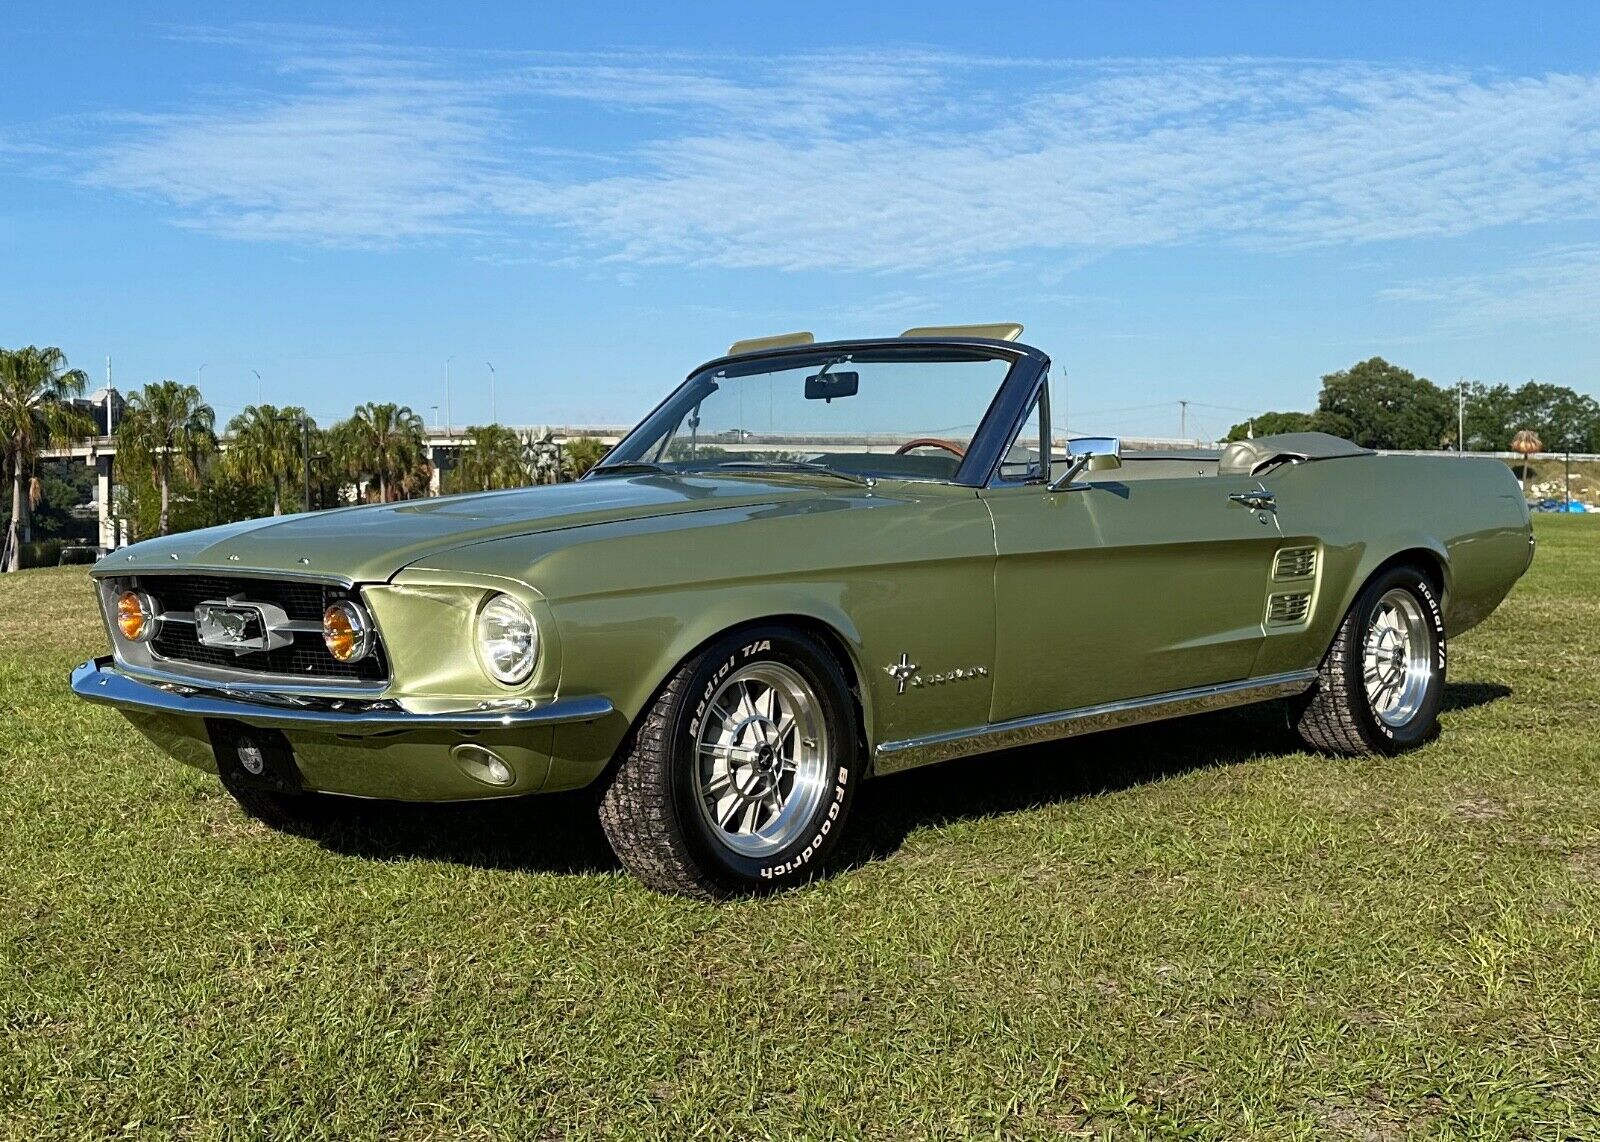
70;656;614;735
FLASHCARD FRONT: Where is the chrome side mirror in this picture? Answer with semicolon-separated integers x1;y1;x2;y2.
1049;436;1122;491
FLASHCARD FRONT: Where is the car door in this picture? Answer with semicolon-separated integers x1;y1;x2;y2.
982;471;1283;723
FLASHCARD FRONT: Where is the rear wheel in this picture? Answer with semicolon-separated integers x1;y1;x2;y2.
598;626;860;899
1294;566;1446;755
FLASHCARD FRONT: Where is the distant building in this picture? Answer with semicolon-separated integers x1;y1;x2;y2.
74;386;126;435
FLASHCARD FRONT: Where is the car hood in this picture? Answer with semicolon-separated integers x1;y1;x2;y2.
97;475;826;584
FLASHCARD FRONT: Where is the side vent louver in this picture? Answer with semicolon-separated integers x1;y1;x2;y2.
1267;592;1313;626
1273;546;1317;580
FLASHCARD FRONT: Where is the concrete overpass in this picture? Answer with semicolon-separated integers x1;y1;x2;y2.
40;425;633;549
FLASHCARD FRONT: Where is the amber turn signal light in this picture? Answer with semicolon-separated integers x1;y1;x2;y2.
116;589;157;642
322;600;372;663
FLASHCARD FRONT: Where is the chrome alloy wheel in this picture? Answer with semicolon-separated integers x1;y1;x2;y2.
692;662;829;858
1363;588;1432;728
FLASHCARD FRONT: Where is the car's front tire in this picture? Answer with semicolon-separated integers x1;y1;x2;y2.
1294;565;1446;756
598;625;860;899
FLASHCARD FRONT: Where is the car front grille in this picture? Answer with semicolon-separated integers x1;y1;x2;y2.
132;574;388;683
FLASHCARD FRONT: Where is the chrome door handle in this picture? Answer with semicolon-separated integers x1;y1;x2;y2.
1229;491;1275;511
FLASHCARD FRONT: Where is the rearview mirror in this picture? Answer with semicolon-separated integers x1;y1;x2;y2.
804;371;859;402
1049;436;1122;491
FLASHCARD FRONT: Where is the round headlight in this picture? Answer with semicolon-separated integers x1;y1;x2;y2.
476;593;538;685
115;589;158;642
322;600;373;662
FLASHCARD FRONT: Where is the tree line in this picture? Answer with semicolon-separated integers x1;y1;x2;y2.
1;345;611;567
1228;358;1600;453
6;345;1597;568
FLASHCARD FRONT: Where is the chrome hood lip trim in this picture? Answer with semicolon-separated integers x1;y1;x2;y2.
70;657;614;735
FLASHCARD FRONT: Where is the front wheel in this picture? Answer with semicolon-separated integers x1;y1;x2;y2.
1294;566;1447;756
598;626;860;899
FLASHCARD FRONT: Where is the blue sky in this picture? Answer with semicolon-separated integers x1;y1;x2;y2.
3;1;1599;441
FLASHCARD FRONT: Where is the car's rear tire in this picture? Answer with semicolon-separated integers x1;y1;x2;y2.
1293;565;1446;756
597;625;860;899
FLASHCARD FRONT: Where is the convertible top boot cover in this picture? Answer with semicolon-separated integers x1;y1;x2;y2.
1216;432;1374;477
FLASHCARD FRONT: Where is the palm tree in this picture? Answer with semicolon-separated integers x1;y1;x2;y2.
564;435;610;478
454;424;527;491
337;402;425;503
523;427;568;485
227;405;311;515
118;381;217;536
0;347;93;571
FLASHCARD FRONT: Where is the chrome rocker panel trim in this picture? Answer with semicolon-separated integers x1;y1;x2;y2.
70;656;614;735
873;669;1319;773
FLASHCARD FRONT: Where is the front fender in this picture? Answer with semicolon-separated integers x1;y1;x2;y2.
541;584;873;791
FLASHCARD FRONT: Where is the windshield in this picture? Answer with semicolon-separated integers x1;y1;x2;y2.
596;348;1018;484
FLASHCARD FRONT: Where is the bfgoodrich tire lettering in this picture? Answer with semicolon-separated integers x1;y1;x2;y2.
598;625;860;899
1294;566;1446;756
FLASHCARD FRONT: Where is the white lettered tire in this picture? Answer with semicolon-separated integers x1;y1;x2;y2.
598;625;860;898
1294;566;1447;756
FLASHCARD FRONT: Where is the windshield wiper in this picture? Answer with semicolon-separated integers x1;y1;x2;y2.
713;460;875;489
587;460;671;478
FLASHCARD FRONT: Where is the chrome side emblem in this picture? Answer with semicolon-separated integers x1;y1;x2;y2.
885;652;919;694
885;652;990;695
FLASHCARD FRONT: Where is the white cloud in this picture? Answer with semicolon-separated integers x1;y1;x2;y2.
62;38;1600;270
1380;244;1600;331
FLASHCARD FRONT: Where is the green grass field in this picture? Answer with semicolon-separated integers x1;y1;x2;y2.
3;519;1598;1140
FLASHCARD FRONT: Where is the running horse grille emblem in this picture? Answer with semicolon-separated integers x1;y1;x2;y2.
194;598;296;655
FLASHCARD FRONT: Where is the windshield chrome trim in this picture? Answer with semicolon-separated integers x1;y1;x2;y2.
590;337;1051;491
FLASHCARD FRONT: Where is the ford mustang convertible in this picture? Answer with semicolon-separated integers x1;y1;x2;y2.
71;325;1534;898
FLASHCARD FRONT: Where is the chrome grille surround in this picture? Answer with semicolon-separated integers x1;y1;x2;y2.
97;570;389;691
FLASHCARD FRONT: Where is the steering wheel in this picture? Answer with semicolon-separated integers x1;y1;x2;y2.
894;437;967;459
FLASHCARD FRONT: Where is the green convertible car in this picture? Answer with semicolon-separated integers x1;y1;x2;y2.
72;325;1534;897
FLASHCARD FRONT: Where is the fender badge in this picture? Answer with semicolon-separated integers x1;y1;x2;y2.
885;653;919;694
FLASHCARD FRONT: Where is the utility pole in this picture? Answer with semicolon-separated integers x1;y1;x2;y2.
104;357;114;434
446;356;455;438
251;369;263;407
1458;378;1465;455
302;416;312;513
487;361;497;424
1179;400;1188;441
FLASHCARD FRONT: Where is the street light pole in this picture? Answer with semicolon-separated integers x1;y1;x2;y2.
251;369;263;407
446;356;455;438
486;362;497;425
198;363;208;389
